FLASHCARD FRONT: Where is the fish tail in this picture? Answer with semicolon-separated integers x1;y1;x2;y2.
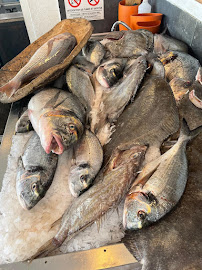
0;78;21;98
180;118;202;142
27;237;59;262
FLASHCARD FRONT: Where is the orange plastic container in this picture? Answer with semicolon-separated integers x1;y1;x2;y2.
135;20;161;33
118;0;139;31
130;13;163;33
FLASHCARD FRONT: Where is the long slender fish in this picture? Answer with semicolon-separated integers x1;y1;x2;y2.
28;88;86;155
69;130;103;197
0;32;77;98
123;120;202;230
16;132;58;210
29;143;147;260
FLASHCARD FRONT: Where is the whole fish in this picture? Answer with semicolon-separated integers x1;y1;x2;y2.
28;88;86;155
69;130;103;197
101;29;153;58
159;51;201;82
90;56;147;145
154;34;188;54
29;143;147;259
104;75;179;165
66;64;95;112
0;32;77;98
82;40;106;67
16;132;58;210
123;120;202;230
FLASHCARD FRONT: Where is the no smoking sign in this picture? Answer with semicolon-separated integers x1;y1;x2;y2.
68;0;81;8
87;0;100;6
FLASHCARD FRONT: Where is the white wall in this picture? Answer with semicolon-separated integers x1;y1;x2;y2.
20;0;61;43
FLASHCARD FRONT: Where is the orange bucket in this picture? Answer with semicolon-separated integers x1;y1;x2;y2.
130;13;163;33
118;0;139;31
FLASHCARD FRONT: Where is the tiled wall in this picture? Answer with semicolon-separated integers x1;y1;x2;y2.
150;0;202;64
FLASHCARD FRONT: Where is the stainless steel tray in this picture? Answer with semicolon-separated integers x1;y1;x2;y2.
0;33;142;269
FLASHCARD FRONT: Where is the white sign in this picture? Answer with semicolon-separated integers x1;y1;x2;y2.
64;0;104;21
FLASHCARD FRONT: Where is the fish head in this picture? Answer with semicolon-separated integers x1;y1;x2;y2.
69;164;94;197
39;110;84;155
82;40;105;66
123;191;157;230
95;59;125;88
16;170;45;210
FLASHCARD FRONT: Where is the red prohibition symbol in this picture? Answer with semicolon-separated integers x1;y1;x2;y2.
68;0;81;8
87;0;100;6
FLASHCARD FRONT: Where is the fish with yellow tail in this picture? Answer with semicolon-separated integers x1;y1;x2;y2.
123;119;202;230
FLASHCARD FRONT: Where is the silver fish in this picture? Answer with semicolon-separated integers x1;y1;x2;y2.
90;56;147;145
29;143;147;260
16;132;58;210
0;32;77;98
154;34;188;54
66;64;95;112
101;29;153;58
123;120;202;230
69;130;103;197
28;88;86;155
159;51;201;82
82;40;106;67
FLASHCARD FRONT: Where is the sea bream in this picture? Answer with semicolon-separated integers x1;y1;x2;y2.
123;120;202;230
101;29;153;58
82;40;106;67
16;132;58;210
154;34;188;54
0;32;77;98
29;143;147;259
90;56;147;145
159;51;201;82
28;88;86;155
69;130;103;197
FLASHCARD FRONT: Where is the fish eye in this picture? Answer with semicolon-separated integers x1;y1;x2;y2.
80;175;85;182
68;123;75;131
31;183;37;191
137;210;147;220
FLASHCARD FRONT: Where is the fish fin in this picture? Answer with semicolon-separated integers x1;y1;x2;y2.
49;217;62;230
0;79;21;98
180;118;202;142
27;238;59;262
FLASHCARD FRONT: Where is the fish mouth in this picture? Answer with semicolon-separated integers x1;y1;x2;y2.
45;133;64;155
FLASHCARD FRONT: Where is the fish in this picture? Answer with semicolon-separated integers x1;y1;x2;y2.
101;29;153;58
28;88;86;155
103;74;179;165
154;34;188;54
90;56;147;145
28;143;147;260
123;120;202;230
159;51;201;82
66;63;95;112
69;130;103;197
169;78;191;103
82;40;106;67
0;32;77;98
16;132;58;210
